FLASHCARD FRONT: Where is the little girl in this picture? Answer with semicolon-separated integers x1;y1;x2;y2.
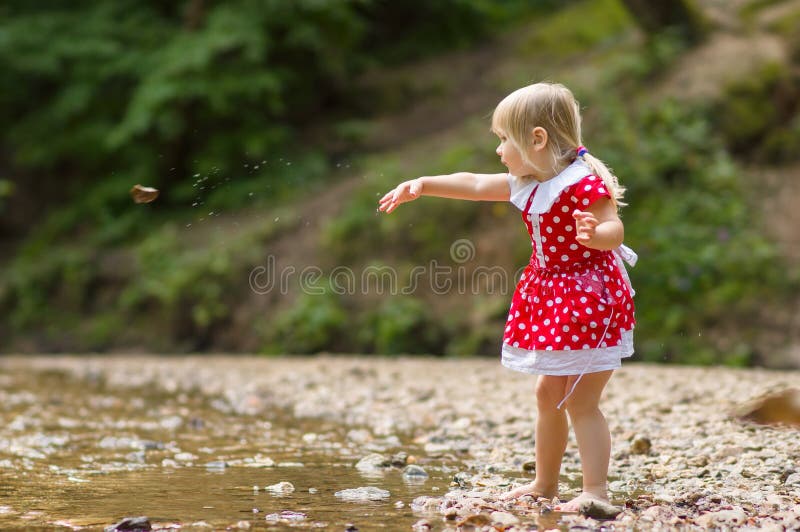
378;82;636;512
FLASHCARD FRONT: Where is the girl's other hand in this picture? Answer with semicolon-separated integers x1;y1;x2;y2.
378;179;422;214
572;209;599;245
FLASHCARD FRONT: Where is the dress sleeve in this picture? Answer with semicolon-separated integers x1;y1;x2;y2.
507;173;536;211
569;175;611;209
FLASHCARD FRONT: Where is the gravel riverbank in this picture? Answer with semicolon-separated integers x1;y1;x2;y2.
2;355;799;530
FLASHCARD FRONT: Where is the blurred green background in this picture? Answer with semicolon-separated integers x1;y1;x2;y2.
1;0;799;366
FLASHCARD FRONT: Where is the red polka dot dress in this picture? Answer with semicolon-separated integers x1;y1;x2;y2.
502;160;636;377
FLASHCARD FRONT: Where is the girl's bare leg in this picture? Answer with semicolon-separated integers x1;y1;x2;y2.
500;375;568;500
554;369;614;512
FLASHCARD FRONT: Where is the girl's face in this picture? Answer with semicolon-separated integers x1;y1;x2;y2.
495;131;531;177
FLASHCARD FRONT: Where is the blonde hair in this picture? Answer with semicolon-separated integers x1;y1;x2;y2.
491;82;626;208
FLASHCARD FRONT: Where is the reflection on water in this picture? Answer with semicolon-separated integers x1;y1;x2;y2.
0;365;461;530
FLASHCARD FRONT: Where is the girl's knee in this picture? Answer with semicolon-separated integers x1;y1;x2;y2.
536;376;567;411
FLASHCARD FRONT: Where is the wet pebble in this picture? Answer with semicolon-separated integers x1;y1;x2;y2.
402;464;429;478
104;516;151;532
264;481;295;495
334;487;391;501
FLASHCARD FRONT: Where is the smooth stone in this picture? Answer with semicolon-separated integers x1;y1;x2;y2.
355;453;390;472
490;511;520;525
579;499;622;520
264;481;295;494
104;516;151;532
335;487;390;501
402;465;429;478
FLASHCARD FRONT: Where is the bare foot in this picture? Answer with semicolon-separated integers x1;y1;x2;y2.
499;481;557;501
553;491;609;512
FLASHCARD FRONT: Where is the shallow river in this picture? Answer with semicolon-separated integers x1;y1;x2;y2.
0;363;471;530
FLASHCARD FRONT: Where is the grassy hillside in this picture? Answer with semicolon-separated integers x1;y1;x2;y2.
2;0;800;366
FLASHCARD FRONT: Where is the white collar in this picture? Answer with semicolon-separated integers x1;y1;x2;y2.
525;161;591;214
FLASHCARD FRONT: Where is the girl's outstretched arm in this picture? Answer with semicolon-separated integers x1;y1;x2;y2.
378;172;509;214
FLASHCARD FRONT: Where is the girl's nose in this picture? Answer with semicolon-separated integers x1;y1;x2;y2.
496;146;502;156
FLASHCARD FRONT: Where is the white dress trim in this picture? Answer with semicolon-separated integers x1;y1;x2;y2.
507;160;592;212
501;329;634;376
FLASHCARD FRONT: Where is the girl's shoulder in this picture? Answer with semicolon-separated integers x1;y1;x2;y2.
562;174;611;209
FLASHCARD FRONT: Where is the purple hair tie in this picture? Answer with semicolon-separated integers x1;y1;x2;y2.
576;145;588;157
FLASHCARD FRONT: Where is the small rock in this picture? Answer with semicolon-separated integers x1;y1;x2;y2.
264;482;295;494
205;460;227;470
640;505;680;524
490;511;520;525
344;524;358;531
695;507;747;527
579;499;622;520
630;436;652;455
104;516;151;532
522;461;536;472
334;487;390;501
174;452;197;462
785;473;800;486
402;465;428;478
456;514;491;527
233;520;250;529
411;519;431;531
390;452;408;467
355;453;390;472
264;511;306;523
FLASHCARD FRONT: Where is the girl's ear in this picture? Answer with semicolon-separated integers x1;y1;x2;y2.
531;127;548;151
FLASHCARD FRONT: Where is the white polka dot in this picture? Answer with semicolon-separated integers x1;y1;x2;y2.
589;176;597;181
513;342;519;347
533;296;540;303
545;346;553;351
524;334;530;340
582;344;590;349
546;226;553;233
546;300;554;308
583;251;591;258
599;188;607;194
539;216;544;222
553;216;560;223
616;290;623;297
532;325;538;331
507;314;513;322
590;321;597;328
584;185;592;191
598;304;605;311
561;255;569;262
580;296;588;303
555;336;561;342
557;236;565;242
541;235;547;242
518;323;526;330
571;195;578;203
569;244;578;250
538;336;546;342
563;325;570;332
591;333;597;340
582;199;589;206
581;326;587;332
505;326;511;332
515;311;520;317
555;297;563;304
566;225;573;232
555;316;560;324
550;246;557;252
603;318;610;325
562;205;570;213
572;335;579;342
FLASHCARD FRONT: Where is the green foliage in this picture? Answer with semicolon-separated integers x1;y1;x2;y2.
589;97;791;365
717;63;800;163
357;296;445;355
262;284;350;355
519;0;633;57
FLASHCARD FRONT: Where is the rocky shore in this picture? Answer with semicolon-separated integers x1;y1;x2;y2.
2;355;799;530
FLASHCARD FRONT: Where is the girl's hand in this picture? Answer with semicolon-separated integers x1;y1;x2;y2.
572;209;600;245
378;179;423;214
